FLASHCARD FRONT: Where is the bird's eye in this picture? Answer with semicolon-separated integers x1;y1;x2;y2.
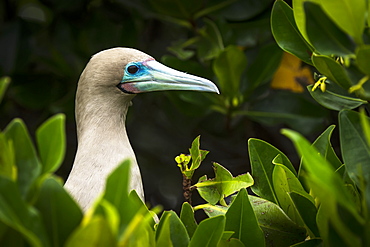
127;64;139;74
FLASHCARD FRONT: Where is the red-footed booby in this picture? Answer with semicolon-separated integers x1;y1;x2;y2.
64;48;219;210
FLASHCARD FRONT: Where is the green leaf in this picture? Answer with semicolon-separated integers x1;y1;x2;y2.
189;135;209;173
0;133;17;180
271;0;313;64
312;55;352;90
225;189;265;247
290;192;320;238
356;45;370;75
4;119;41;197
65;216;116;247
248;138;295;203
180;202;197;238
156;211;189;247
189;215;225;247
245;43;283;91
102;160;133;234
308;84;366;111
194;163;253;205
0;76;10;104
34;177;83;247
118;200;156;246
339;109;370;188
0;177;49;247
282;128;363;246
304;2;355;56
213;45;247;97
36;114;66;174
318;0;365;45
272;162;309;226
249;195;307;246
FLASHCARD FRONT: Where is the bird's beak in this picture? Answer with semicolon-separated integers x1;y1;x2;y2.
117;60;220;94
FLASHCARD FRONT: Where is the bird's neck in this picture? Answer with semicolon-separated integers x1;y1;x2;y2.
65;94;144;210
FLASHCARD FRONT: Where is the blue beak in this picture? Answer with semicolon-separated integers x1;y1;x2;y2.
117;60;219;94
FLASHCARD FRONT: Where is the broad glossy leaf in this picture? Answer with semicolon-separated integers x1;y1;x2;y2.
356;45;370;75
312;55;352;90
292;0;320;45
304;2;354;56
65;216;116;247
156;216;173;247
156;211;189;247
189;215;225;247
272;163;307;226
0;76;10;103
339;110;370;188
180;202;197;238
0;177;48;247
318;0;365;44
4;119;41;197
194;163;253;205
290;192;319;238
225;189;264;247
308;85;366;111
249;195;306;246
271;0;313;64
248;138;295;203
102;160;134;234
35;177;82;247
36;114;66;174
311;125;342;170
118;202;156;246
0;133;16;180
282;128;363;245
213;45;247;97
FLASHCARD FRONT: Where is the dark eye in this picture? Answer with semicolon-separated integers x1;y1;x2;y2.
127;64;139;74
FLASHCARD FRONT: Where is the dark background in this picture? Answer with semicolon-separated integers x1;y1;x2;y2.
0;0;333;216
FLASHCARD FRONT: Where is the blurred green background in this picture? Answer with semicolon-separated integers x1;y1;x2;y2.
0;0;332;214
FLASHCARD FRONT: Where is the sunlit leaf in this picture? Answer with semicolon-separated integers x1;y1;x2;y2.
248;138;295;203
156;211;189;247
4;119;41;197
36;114;66;174
194;163;253;205
225;189;265;247
189;215;225;247
65;216;116;247
318;0;365;45
180;202;197;238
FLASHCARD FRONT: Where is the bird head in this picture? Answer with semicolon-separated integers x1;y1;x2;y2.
80;47;219;97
